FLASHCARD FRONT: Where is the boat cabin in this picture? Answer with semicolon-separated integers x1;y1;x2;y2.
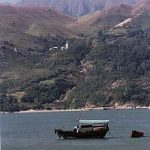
75;120;109;133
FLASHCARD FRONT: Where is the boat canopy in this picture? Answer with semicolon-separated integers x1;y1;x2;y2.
79;120;109;125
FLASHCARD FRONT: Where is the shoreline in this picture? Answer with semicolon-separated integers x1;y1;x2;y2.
1;106;150;114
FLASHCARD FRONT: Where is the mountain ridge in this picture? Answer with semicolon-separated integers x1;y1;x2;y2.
72;4;133;29
15;0;140;16
71;0;150;32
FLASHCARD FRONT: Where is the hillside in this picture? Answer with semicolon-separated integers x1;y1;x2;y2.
71;4;132;32
0;37;91;111
132;0;150;14
16;0;139;16
71;0;150;32
0;5;76;50
0;0;150;112
67;1;150;108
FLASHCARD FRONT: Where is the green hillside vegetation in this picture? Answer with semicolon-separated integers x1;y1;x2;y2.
0;37;91;111
66;27;150;108
0;3;150;112
1;25;150;112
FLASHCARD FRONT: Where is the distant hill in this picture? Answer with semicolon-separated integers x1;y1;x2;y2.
16;0;140;16
132;0;150;14
0;5;76;49
72;0;150;32
72;4;132;31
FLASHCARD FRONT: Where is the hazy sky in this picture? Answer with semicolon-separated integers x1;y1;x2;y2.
0;0;20;4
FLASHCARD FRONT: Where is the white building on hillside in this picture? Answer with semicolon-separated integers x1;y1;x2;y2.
65;41;69;50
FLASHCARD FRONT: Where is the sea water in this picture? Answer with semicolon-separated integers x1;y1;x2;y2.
1;109;150;150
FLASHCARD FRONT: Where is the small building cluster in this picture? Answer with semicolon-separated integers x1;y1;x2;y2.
49;41;69;51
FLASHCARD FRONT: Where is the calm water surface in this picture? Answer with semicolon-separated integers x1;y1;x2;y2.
1;109;150;150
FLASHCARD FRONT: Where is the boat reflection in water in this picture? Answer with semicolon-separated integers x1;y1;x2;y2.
55;120;109;139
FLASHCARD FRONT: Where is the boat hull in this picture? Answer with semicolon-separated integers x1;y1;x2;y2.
130;130;144;138
55;128;108;139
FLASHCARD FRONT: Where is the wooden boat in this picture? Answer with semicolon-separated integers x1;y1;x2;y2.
130;130;144;138
55;120;109;139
